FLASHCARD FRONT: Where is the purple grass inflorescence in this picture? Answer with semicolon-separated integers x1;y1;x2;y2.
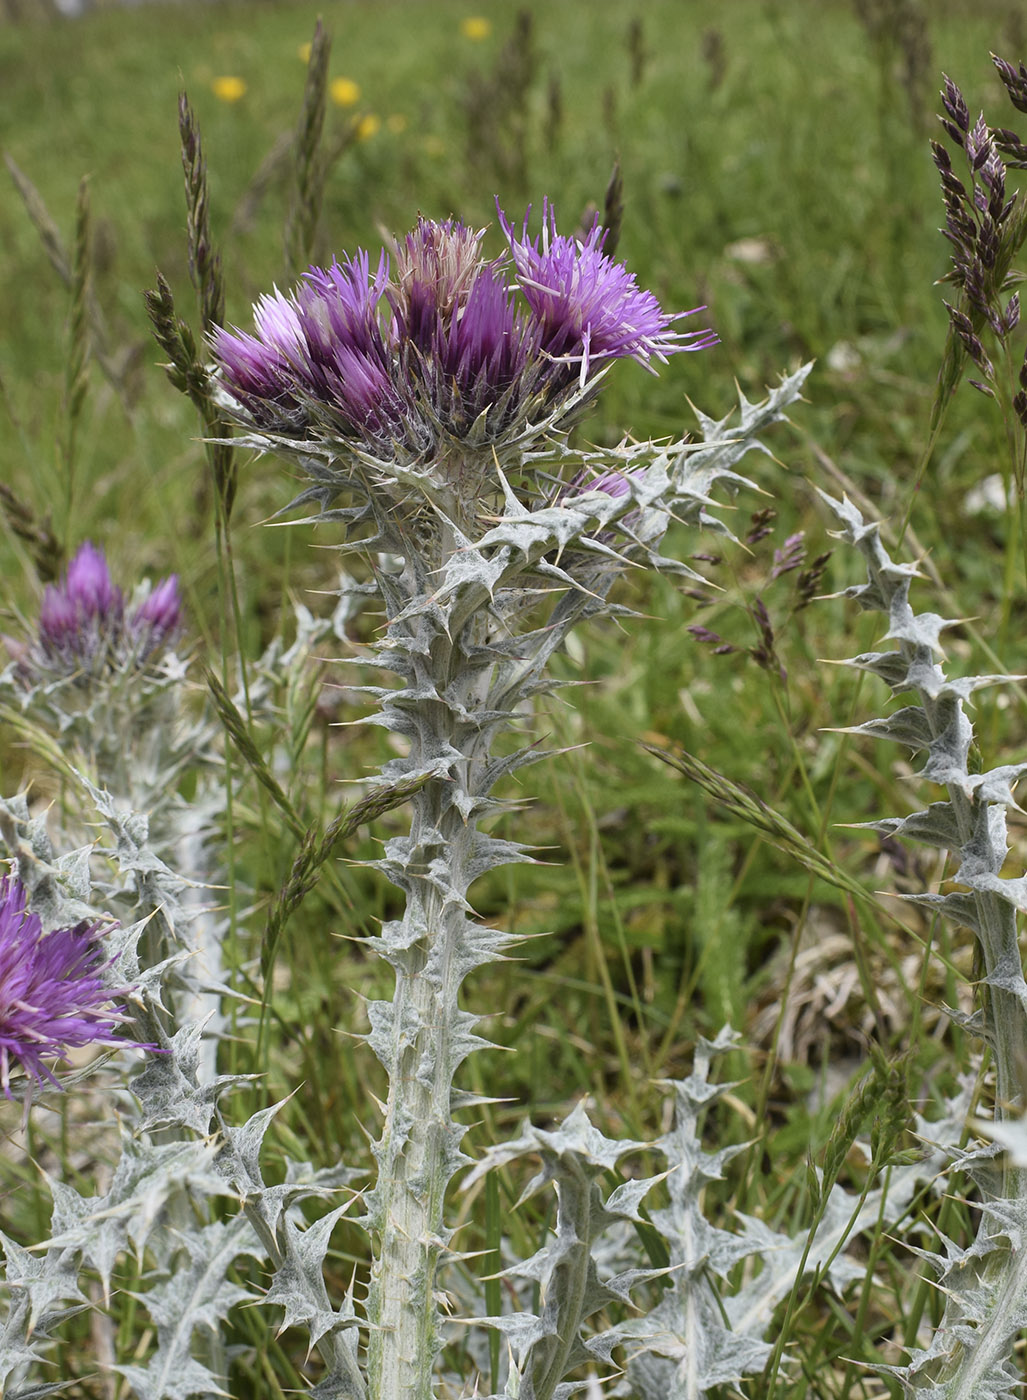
0;876;148;1096
31;542;181;679
212;202;716;466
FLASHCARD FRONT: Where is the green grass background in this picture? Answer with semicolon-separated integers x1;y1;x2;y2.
2;0;1027;1393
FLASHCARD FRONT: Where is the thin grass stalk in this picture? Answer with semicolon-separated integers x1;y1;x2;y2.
178;95;236;526
554;746;648;1115
61;176;90;550
601;159;623;258
0;480;61;582
179;92;224;336
143;270;236;527
4;153;132;401
284;19;330;279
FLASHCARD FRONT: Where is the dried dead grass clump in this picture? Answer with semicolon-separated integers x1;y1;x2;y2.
751;900;974;1068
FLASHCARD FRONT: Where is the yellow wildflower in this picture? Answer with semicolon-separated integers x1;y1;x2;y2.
355;113;381;141
330;77;361;107
297;41;312;63
212;76;246;103
460;16;491;40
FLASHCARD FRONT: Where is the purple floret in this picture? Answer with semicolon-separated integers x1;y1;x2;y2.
63;541;123;618
39;542;124;664
215;251;404;437
0;876;149;1096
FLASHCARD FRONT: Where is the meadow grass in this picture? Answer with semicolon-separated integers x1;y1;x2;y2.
3;0;1027;1394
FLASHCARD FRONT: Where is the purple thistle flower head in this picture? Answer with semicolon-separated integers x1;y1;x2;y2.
131;574;183;656
0;876;150;1097
39;542;124;668
389;217;488;344
214;223;540;460
20;542;182;682
499;199;718;380
568;468;646;501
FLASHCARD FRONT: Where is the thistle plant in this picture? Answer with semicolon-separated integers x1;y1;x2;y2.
0;537;239;1097
14;12;1027;1395
210;201;805;1398
0;581;352;1396
2;540;186;819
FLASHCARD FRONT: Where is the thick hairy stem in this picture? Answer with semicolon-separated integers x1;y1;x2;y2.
939;1245;1027;1400
365;626;500;1400
174;821;226;1085
352;377;812;1396
363;929;456;1388
948;783;1027;1134
909;685;1027;1182
366;793;467;1397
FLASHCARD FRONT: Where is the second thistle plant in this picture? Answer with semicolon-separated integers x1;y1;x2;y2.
821;489;1027;1397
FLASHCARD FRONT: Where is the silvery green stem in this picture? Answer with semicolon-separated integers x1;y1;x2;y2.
363;558;522;1400
822;492;1027;1396
823;492;1027;1152
173;816;226;1084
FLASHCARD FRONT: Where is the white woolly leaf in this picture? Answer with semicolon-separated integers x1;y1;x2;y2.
836;706;934;749
0;1232;86;1333
857;803;964;850
116;1353;232;1400
113;1216;262;1400
44;1136;234;1296
262;1203;360;1346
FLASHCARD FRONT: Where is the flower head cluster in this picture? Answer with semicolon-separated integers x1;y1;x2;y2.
212;203;715;474
0;876;148;1096
17;542;182;683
